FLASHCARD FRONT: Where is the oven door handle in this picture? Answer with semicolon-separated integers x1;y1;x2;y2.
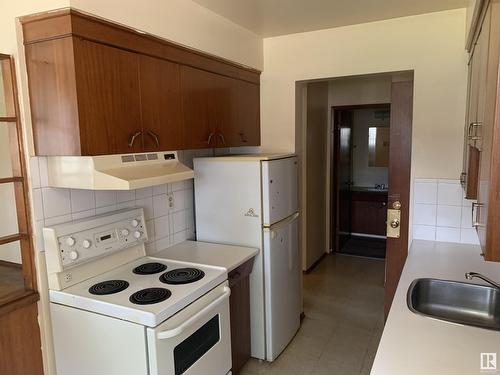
157;286;231;340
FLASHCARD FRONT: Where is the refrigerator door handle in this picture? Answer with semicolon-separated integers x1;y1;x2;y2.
263;212;299;232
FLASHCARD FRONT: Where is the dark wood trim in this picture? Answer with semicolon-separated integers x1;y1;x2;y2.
0;177;23;184
0;233;29;246
331;103;391;111
0;116;17;122
303;252;327;274
384;81;413;317
20;8;261;84
0;260;22;269
0;291;39;317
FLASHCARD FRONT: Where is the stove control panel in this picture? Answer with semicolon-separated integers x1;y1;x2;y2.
43;208;148;273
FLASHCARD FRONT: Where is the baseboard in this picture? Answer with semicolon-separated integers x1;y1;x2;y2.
0;260;22;268
303;253;327;274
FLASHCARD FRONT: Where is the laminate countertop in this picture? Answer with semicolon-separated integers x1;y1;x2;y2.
371;240;500;375
153;240;259;272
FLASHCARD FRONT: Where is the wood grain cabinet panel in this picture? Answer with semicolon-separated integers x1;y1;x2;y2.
139;56;183;151
350;191;388;236
74;39;142;155
22;9;261;155
180;65;219;149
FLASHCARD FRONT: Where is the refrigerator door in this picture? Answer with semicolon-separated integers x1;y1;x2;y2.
261;157;298;226
194;158;266;360
263;213;301;361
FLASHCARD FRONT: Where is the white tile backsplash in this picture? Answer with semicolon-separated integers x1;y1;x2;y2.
437;180;463;206
70;189;95;212
413;204;437;225
414;181;438;204
95;190;117;208
413;178;480;246
29;149;209;254
42;187;71;218
412;225;436;241
436;227;461;242
436;205;462;228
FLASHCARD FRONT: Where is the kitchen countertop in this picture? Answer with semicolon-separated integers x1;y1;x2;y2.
371;240;500;375
153;240;259;272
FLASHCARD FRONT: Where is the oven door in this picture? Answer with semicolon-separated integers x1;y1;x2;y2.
147;281;232;375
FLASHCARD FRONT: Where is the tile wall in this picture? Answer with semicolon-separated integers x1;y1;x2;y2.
29;149;220;254
412;178;480;245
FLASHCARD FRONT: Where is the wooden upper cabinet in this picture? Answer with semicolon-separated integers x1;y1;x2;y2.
21;8;260;156
180;65;219;149
139;56;183;151
476;0;500;260
74;40;143;155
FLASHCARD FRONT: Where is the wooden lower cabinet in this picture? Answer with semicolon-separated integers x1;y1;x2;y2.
228;259;254;374
0;302;44;375
350;191;388;236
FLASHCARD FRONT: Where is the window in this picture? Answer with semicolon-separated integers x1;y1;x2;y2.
0;54;38;313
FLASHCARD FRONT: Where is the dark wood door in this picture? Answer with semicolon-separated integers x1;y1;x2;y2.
350;191;388;236
139;56;183;151
335;110;353;251
74;39;142;155
384;80;413;317
180;65;218;149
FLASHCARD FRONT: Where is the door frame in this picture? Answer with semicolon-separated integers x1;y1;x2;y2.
330;103;391;253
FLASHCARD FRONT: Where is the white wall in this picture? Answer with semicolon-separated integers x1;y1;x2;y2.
304;81;329;270
70;0;262;70
261;9;468;181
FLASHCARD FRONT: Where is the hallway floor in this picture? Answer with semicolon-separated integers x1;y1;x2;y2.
240;254;385;375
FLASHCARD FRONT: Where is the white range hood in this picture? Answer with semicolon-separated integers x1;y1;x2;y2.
46;151;194;190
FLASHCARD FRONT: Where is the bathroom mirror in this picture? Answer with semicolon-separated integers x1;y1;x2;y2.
368;126;390;167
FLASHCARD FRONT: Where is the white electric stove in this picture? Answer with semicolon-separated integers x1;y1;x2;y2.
43;208;232;375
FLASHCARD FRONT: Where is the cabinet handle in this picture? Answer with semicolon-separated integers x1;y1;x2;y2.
472;202;484;228
460;172;466;186
218;132;226;146
467;122;482;141
239;132;248;143
128;130;142;148
207;132;215;145
147;130;160;148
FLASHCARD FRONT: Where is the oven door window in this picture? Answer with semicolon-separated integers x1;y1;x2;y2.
174;314;220;375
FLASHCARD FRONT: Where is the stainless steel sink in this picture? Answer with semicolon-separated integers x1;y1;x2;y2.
407;278;500;330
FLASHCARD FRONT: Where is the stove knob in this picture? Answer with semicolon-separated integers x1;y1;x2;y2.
131;219;140;228
69;251;79;260
133;231;142;239
82;239;91;249
66;237;76;247
121;229;130;237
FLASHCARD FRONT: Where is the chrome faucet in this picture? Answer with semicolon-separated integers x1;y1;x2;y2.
465;272;500;289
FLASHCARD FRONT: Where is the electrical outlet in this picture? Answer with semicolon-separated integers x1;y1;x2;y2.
167;193;174;208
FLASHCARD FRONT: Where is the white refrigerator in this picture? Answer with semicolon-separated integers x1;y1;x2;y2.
194;154;300;362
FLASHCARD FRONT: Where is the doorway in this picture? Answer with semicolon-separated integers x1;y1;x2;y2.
331;104;390;259
297;72;414;316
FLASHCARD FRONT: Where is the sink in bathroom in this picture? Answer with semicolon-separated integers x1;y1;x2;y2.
407;278;500;331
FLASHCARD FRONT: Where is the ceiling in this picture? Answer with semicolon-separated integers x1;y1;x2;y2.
192;0;468;37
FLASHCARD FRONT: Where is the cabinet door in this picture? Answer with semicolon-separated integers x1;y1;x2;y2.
224;80;260;147
180;66;218;149
74;39;142;155
213;74;238;148
477;1;500;258
139;56;183;151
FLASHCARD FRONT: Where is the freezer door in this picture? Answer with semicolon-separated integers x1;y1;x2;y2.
263;214;301;361
261;157;298;226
